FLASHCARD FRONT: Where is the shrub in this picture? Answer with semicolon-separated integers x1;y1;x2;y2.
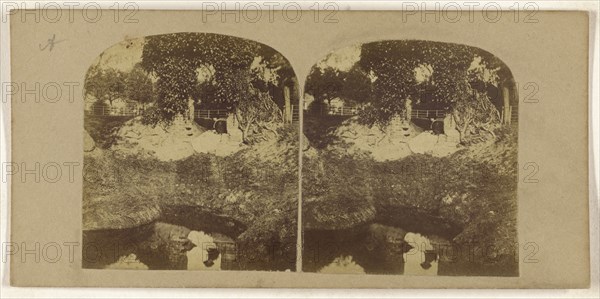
303;131;518;257
83;152;176;230
84;114;132;148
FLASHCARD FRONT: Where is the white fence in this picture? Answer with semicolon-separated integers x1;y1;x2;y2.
194;109;228;119
310;105;518;123
312;106;446;119
85;105;300;123
411;109;446;119
85;105;514;124
85;106;141;116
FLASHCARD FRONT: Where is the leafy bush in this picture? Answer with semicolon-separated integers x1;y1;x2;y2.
140;105;166;127
83;152;176;230
302;151;376;229
303;130;518;257
174;131;298;258
84;114;132;148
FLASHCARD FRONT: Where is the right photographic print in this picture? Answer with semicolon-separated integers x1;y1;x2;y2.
302;40;519;276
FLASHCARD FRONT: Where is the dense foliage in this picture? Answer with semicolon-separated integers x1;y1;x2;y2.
303;125;518;260
125;64;155;107
140;33;296;127
302;151;376;229
305;40;515;143
305;65;372;112
84;64;155;110
83;126;299;268
84;114;132;149
358;41;509;127
84;66;127;107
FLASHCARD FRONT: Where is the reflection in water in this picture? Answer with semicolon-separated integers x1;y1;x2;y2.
306;222;518;276
187;230;222;271
304;224;409;274
84;205;296;271
106;253;149;270
403;232;439;276
318;256;365;274
305;223;450;275
84;220;294;271
83;222;237;271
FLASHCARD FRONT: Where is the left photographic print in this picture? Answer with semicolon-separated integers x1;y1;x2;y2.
82;33;300;271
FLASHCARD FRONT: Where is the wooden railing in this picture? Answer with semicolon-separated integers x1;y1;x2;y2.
411;109;446;119
319;106;360;116
85;105;300;123
85;105;516;123
291;105;300;123
310;105;518;124
85;106;142;117
312;106;447;119
194;109;229;119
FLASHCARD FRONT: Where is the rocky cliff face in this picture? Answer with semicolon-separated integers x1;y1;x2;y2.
111;116;205;161
84;130;96;152
108;115;252;160
324;116;462;161
327;117;418;161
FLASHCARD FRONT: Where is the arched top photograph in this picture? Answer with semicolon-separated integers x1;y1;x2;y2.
302;40;519;277
82;33;300;272
84;32;300;153
304;40;518;150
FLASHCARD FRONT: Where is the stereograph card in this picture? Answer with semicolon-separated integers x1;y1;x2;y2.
4;7;592;288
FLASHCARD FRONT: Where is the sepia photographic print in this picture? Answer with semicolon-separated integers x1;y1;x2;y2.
82;33;300;271
302;41;518;276
4;6;593;290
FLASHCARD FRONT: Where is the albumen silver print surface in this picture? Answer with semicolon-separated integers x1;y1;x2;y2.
302;40;518;276
6;7;592;288
82;35;518;276
82;33;300;271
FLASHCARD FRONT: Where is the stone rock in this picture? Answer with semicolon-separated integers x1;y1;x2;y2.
301;133;311;151
387;116;422;142
407;131;439;154
152;222;191;246
368;223;408;245
369;140;413;161
365;223;410;254
430;135;461;157
226;113;243;143
111;116;206;161
443;114;461;143
106;253;149;270
187;230;221;271
318;256;365;274
84;130;96;152
405;130;461;158
329;117;420;161
191;131;244;157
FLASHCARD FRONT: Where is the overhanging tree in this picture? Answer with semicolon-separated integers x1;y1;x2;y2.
358;40;508;143
84;66;127;107
305;67;344;108
340;65;373;106
139;33;288;142
125;64;155;109
305;65;372;114
235;85;283;143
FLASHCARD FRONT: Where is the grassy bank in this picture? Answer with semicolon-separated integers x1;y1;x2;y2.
303;125;518;262
83;126;299;262
84;114;134;149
